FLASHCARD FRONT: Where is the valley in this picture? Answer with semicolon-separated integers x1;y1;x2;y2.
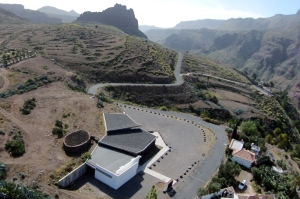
0;2;300;199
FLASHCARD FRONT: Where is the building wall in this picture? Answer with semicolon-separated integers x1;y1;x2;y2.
232;156;252;168
94;156;141;190
58;163;87;187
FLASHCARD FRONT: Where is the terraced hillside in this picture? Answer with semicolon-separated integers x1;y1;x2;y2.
4;23;177;84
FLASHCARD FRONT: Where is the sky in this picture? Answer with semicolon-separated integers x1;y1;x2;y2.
0;0;299;27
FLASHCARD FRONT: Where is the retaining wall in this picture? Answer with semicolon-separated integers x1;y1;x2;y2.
58;163;87;187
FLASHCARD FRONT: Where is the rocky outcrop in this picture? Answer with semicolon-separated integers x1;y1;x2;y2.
76;4;147;38
0;3;61;24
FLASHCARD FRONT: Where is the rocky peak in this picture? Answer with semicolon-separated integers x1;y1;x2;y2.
76;4;147;38
297;9;300;16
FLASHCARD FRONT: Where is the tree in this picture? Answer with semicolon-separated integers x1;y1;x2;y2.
252;73;257;80
240;121;258;136
218;162;241;186
145;185;157;199
289;173;300;193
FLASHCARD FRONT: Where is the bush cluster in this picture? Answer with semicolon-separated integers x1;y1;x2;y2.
20;98;36;115
52;120;67;138
5;134;25;157
0;76;52;98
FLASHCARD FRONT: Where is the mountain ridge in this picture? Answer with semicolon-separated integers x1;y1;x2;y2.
0;3;61;24
76;4;147;38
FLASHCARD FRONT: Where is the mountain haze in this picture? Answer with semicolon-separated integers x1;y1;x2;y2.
139;25;163;33
145;9;300;109
0;3;61;24
0;7;28;24
76;4;147;38
38;6;79;23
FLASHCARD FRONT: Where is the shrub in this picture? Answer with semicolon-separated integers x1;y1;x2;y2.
0;161;7;180
81;152;91;163
20;98;36;115
160;106;168;111
5;134;25;157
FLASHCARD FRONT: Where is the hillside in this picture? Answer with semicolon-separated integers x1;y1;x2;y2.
38;6;79;23
174;11;299;31
0;7;28;24
76;4;147;38
146;10;300;110
3;23;177;84
0;3;62;24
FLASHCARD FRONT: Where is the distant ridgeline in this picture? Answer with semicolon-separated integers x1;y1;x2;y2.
76;4;147;39
0;3;62;24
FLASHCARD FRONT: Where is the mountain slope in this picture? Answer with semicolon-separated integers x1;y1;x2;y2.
38;6;79;23
0;3;61;24
76;4;147;38
0;7;28;24
174;13;298;31
5;23;176;84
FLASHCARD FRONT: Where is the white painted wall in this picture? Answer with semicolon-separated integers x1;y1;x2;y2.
94;156;141;190
232;156;252;168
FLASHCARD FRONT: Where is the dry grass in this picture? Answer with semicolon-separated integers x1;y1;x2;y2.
0;56;123;197
4;23;177;84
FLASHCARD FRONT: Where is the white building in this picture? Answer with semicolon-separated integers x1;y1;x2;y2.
87;145;141;189
232;149;256;169
86;113;156;190
229;139;244;151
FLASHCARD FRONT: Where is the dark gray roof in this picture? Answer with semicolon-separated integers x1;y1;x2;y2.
104;113;141;131
100;129;156;155
87;145;135;174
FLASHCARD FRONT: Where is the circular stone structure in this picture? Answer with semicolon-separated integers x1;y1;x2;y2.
63;130;91;153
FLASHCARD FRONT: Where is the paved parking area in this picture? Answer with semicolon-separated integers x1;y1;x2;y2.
122;105;206;181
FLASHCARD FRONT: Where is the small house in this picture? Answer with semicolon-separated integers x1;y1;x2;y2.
232;149;256;169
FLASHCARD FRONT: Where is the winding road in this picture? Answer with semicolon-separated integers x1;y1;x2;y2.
0;52;231;198
87;52;184;95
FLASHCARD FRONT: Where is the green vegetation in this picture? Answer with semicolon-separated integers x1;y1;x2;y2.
81;152;91;163
97;92;113;103
198;161;241;196
145;185;157;199
0;162;7;180
251;165;291;196
20;98;36;115
0;162;49;199
0;76;52;98
5;134;25;157
42;65;49;70
52;120;67;138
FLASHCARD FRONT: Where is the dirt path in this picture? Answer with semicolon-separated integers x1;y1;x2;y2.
0;107;35;164
0;68;9;92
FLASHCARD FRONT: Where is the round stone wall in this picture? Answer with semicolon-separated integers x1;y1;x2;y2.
63;130;91;153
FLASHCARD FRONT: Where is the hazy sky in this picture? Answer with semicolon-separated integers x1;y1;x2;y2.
0;0;299;27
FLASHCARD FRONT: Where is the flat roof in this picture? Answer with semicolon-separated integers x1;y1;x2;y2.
100;128;156;155
104;113;141;131
87;144;135;174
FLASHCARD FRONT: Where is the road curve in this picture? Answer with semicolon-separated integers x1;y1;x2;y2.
87;52;184;95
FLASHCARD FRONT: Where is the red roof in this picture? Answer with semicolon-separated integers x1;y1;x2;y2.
233;149;256;162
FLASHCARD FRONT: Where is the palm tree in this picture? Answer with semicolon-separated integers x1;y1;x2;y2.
289;173;300;194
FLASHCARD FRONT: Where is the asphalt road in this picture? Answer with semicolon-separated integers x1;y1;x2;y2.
87;52;184;95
